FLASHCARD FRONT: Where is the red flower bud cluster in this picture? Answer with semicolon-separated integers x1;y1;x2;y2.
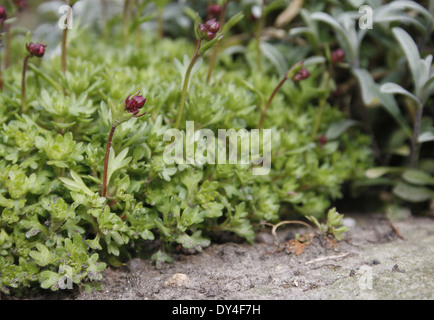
318;135;328;147
26;42;46;58
197;18;220;40
13;0;28;11
207;4;221;19
331;48;346;64
293;67;310;82
125;94;146;117
0;6;7;27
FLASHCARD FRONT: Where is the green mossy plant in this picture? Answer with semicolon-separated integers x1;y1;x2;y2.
0;1;381;294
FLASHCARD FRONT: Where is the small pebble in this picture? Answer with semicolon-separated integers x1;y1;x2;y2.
343;217;356;228
392;264;405;273
163;273;190;288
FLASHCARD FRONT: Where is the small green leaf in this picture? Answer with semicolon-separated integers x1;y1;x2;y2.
310;12;356;65
353;68;411;137
39;271;62;290
59;170;94;197
380;82;420;107
260;42;287;75
418;131;434;143
180;207;205;228
25;31;32;44
365;167;403;179
392;28;424;96
393;182;434;202
326;119;360;140
176;231;210;252
151;250;173;269
29;243;54;267
106;147;132;188
222;11;244;34
184;7;199;22
402;170;434;186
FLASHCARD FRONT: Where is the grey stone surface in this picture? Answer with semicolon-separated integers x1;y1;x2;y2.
73;214;434;300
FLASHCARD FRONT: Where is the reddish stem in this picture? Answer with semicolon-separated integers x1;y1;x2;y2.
21;55;30;113
102;125;116;198
61;5;73;75
258;74;288;130
5;24;10;69
0;53;3;91
206;1;228;83
61;28;68;75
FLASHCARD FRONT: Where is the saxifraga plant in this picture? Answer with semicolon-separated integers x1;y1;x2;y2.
0;1;375;294
102;92;146;198
174;16;222;129
206;1;230;84
21;41;46;113
258;61;308;130
174;11;244;128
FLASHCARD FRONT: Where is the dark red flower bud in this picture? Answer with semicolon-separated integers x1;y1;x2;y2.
125;94;146;117
318;135;328;147
205;19;220;33
0;6;7;26
207;4;221;19
331;48;346;64
197;18;220;40
206;31;215;40
198;23;206;34
293;67;310;82
248;13;257;22
26;42;46;58
332;87;343;99
13;0;28;11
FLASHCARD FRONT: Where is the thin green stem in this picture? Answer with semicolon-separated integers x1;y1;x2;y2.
175;39;202;129
61;4;73;76
258;74;288;130
101;0;109;42
157;6;164;39
102;125;117;198
21;55;30;114
123;0;131;45
256;0;265;73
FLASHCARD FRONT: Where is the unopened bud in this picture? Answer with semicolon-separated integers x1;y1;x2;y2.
293;67;310;82
26;42;46;58
331;48;346;64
